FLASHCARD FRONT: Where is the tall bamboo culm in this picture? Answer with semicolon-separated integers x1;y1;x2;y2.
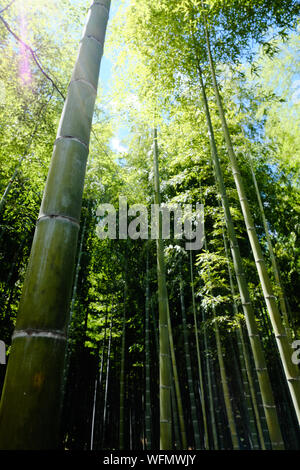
0;0;111;450
166;303;187;449
202;307;218;449
189;251;209;449
203;239;239;450
153;128;172;449
145;249;152;449
221;225;265;449
90;307;108;450
62;215;87;404
119;280;127;450
246;150;293;343
102;315;113;449
153;128;187;449
179;272;202;449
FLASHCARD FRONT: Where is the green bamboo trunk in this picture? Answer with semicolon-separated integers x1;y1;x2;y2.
153;127;172;450
90;307;108;451
180;272;202;450
153;128;186;448
102;315;113;449
221;225;264;449
145;249;152;449
69;216;87;325
211;355;226;449
119;283;126;450
203;237;239;450
166;303;187;449
238;323;266;449
171;377;181;449
189;251;209;449
202;307;218;449
204;25;300;427
246;151;293;343
150;298;159;358
90;363;99;450
62;215;87;402
228;334;251;449
214;317;240;449
0;1;111;450
153;133;187;449
196;63;284;449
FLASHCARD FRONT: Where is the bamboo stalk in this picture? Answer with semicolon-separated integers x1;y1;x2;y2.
179;271;202;449
203;237;240;450
171;375;181;449
189;251;209;449
145;249;152;449
214;313;240;449
211;353;225;449
239;324;266;449
90;306;108;450
153;129;186;449
62;215;88;403
153;127;173;450
221;224;265;449
102;314;113;449
202;307;218;449
0;1;111;450
119;282;126;450
246;150;293;343
166;302;187;449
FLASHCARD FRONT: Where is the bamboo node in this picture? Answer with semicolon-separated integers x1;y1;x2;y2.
37;214;80;228
86;34;104;49
70;78;97;94
55;135;88;150
12;329;66;341
90;2;110;16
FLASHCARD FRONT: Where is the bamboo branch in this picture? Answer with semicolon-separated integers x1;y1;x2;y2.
0;15;65;100
0;0;16;14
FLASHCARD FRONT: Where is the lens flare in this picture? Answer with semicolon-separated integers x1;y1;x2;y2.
18;7;32;85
